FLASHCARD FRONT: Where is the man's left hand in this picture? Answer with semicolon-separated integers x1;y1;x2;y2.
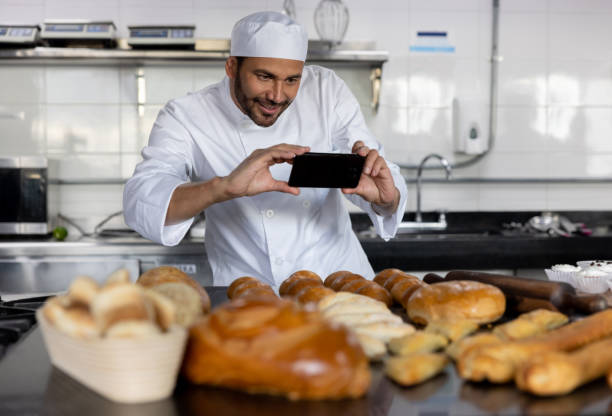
342;141;400;216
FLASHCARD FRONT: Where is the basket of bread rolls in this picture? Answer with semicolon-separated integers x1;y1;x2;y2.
37;266;210;403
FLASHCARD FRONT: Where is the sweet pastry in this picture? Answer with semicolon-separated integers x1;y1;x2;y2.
385;353;449;386
424;320;479;342
227;276;259;299
492;309;568;340
138;266;210;313
550;264;580;273
388;331;448;356
323;271;393;306
373;269;426;306
285;278;322;297
329;273;364;291
457;309;612;383
294;285;335;304
352;321;414;344
323;270;353;288
515;337;612;396
446;333;502;361
181;296;371;400
355;283;393;306
355;334;386;361
406;281;505;326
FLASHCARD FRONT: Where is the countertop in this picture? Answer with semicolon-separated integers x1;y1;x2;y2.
0;287;611;416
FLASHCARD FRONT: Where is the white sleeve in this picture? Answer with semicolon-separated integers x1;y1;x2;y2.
329;73;408;241
123;102;195;246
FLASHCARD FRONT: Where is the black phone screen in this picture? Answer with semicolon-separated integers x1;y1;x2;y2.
288;152;365;188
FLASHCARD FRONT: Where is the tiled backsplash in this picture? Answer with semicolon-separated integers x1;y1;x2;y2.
1;0;611;233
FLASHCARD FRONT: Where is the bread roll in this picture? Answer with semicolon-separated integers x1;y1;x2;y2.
285;278;322;297
105;320;161;338
390;278;424;305
105;268;131;286
138;266;210;313
446;333;502;361
373;268;405;286
67;276;99;307
295;286;335;305
385;353;449;386
388;331;448;356
407;281;505;326
43;298;99;339
231;280;268;299
492;309;568;341
90;283;155;333
355;334;386;361
279;270;322;296
239;286;278;300
150;282;204;327
339;279;370;293
330;273;363;291
353;321;415;343
330;312;403;327
355;283;393;307
324;270;353;288
182;296;371;400
143;288;176;330
425;320;479;342
227;276;259;299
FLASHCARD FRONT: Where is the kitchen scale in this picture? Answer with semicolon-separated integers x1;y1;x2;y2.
41;20;116;47
127;25;196;49
0;24;40;47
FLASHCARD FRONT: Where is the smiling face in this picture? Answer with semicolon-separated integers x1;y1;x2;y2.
226;56;304;127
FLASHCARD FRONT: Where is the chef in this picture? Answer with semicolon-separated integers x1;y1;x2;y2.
123;11;408;288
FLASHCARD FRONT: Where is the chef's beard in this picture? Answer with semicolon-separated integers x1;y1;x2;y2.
234;73;293;128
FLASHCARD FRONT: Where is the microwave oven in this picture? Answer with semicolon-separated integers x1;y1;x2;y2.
0;156;49;235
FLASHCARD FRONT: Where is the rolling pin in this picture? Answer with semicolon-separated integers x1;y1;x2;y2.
441;271;608;315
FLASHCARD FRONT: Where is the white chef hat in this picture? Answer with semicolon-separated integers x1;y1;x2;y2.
230;11;308;62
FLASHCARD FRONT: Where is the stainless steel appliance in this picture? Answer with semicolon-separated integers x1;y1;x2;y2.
127;25;196;49
41;20;116;47
0;156;49;235
0;24;39;46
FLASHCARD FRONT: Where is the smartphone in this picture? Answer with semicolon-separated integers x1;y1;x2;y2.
288;152;365;188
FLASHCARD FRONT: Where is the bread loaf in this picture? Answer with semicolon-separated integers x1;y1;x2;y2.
138;266;210;314
279;270;322;296
407;281;505;326
182;296;371;400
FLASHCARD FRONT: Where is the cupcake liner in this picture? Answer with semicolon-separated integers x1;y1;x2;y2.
571;273;611;294
545;269;575;285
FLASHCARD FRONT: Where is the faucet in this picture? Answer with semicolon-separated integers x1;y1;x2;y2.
399;153;452;231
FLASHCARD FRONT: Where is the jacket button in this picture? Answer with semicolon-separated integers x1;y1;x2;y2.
302;200;311;208
275;257;283;265
266;209;274;218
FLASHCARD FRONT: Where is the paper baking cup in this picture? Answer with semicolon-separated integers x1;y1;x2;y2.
571;274;611;294
544;269;575;285
37;309;188;403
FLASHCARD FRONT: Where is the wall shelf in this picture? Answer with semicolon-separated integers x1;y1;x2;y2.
0;39;388;111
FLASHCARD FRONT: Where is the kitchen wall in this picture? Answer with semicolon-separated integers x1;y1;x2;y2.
1;0;611;232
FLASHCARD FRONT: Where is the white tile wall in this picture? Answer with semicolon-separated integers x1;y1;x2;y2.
0;0;611;224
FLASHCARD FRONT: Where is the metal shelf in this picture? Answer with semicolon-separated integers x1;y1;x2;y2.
0;39;388;111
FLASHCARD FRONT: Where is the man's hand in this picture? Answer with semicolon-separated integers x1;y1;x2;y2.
221;143;310;198
342;141;400;216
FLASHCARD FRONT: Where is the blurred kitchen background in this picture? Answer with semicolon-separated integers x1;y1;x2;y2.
1;0;611;235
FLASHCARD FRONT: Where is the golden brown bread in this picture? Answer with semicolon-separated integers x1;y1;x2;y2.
138;266;210;313
372;268;405;287
515;337;612;396
324;270;353;288
385;353;449;386
339;279;371;293
407;281;505;326
227;276;259;299
149;282;203;327
279;270;322;296
492;309;568;340
66;276;99;307
458;308;612;383
239;286;278;300
285;278;322;297
231;280;268;299
446;333;502;361
181;296;371;400
388;331;448;356
90;283;155;333
294;285;335;305
43;296;99;339
390;278;424;305
425;320;479;342
330;273;363;291
608;367;612;390
355;283;393;307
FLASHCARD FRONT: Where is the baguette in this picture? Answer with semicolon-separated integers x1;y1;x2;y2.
458;309;612;383
515;337;612;396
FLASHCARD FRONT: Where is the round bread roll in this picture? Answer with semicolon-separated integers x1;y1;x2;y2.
285;278;322;297
231;280;268;299
105;320;161;338
324;270;353;288
279;270;322;296
295;285;335;304
43;297;99;339
150;282;203;327
91;283;155;332
373;268;405;287
390;278;424;305
340;279;371;293
406;281;506;325
105;268;131;286
239;286;277;300
227;276;259;299
67;276;99;307
355;283;393;307
382;273;412;292
143;288;176;330
137;266;210;313
330;274;364;291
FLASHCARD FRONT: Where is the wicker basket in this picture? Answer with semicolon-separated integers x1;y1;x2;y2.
36;309;188;403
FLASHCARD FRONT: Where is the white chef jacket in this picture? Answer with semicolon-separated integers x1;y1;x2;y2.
123;65;408;288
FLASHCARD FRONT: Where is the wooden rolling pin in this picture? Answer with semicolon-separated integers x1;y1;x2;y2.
438;271;608;315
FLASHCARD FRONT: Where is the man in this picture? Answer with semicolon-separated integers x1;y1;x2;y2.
124;11;407;288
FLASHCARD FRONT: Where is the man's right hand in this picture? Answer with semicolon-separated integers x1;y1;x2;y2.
221;143;310;198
